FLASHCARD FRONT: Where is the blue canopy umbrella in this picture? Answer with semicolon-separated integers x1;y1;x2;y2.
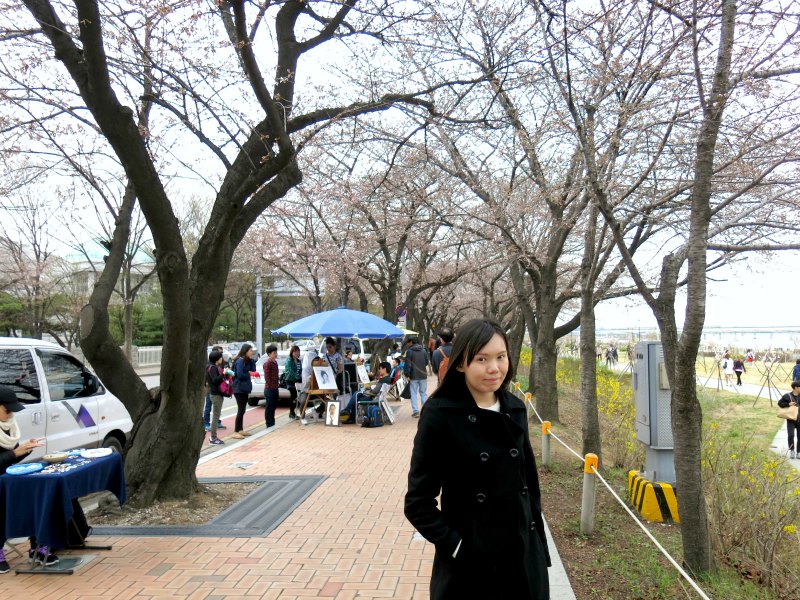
272;306;405;339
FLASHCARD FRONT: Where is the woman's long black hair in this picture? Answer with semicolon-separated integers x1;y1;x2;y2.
234;343;253;362
430;318;515;400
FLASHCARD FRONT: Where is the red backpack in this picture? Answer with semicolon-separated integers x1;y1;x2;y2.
437;347;450;382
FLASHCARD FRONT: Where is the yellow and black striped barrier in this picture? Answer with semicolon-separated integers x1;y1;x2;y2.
627;471;679;523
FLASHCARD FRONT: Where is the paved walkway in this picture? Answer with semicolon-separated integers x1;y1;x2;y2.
3;375;576;599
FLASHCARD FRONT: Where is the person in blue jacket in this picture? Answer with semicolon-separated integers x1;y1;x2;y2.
231;343;257;439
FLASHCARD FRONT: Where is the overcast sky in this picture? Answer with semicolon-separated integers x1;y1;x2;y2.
593;251;798;330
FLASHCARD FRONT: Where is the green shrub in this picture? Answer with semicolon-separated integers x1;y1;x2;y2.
596;368;643;470
702;424;800;596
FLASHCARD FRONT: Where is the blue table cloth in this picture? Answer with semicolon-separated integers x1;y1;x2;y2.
0;452;126;549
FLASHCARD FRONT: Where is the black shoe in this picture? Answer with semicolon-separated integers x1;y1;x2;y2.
289;411;297;420
29;548;59;566
0;559;9;574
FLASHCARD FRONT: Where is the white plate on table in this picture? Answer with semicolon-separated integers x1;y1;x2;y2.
80;448;113;459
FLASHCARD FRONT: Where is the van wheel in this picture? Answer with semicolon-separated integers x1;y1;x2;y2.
247;397;260;407
102;435;124;454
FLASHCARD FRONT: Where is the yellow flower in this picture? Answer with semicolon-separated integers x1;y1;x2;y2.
783;524;797;534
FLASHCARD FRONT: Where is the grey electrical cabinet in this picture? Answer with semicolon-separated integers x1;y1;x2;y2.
633;341;675;482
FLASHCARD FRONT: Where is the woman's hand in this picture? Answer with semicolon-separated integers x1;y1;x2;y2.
15;438;43;457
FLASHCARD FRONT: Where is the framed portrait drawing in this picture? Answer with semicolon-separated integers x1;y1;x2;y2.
326;400;340;426
313;365;337;390
356;364;370;385
395;377;406;395
380;399;395;425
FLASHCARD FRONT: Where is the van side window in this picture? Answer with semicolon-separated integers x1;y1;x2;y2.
37;350;100;400
0;348;42;403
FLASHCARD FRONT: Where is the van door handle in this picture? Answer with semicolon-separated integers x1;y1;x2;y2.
50;413;60;422
32;411;42;425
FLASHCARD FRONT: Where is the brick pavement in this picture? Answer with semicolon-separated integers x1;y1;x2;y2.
3;376;575;598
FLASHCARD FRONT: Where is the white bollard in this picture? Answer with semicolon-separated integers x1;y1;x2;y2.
541;421;551;467
580;453;599;535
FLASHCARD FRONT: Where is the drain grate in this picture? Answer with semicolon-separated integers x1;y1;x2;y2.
90;475;325;537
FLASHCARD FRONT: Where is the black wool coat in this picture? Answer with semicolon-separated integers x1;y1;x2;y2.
404;386;551;600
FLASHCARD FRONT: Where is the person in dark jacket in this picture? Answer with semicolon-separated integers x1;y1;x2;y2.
778;381;800;459
430;327;454;385
404;319;550;599
732;356;746;386
403;337;429;417
203;345;227;433
0;385;49;572
262;344;279;429
205;350;229;445
231;343;257;439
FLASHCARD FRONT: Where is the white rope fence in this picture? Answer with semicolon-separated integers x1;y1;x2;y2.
512;383;711;600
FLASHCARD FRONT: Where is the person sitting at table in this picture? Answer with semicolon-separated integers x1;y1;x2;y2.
0;386;55;573
390;357;402;384
323;337;345;393
340;362;392;422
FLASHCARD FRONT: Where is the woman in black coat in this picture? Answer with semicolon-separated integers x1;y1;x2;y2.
404;319;550;599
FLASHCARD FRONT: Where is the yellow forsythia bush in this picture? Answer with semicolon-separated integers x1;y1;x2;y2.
702;423;800;595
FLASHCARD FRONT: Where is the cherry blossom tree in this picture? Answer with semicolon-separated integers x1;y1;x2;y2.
1;0;458;505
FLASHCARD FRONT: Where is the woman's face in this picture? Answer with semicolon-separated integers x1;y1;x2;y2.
292;348;300;358
326;343;335;355
246;348;254;358
459;333;509;398
0;405;12;422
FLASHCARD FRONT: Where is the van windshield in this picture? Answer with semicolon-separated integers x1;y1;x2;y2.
0;348;41;402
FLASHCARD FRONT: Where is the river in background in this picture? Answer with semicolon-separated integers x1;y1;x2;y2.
567;327;800;355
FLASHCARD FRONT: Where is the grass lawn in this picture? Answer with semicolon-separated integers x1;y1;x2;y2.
695;356;797;389
521;367;795;599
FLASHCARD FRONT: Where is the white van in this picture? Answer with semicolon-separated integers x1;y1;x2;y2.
317;337;373;366
0;337;133;460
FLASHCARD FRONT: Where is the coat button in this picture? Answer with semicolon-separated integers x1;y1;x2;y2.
530;521;536;531
509;448;519;458
480;452;489;462
468;415;477;423
521;486;528;496
476;493;487;503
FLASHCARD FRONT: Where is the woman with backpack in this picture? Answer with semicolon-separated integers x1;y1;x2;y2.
205;350;231;445
231;343;257;439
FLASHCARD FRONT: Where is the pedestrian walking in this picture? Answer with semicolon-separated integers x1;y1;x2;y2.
403;337;429;417
404;319;550;599
721;352;734;386
733;356;746;386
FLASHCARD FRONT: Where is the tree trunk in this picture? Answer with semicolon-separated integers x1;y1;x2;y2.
533;269;559;421
124;299;133;361
579;203;601;461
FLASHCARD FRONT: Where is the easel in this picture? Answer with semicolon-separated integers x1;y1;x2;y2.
703;355;739;394
753;359;783;407
299;357;338;423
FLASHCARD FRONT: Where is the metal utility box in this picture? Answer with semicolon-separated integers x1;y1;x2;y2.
633;341;675;483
